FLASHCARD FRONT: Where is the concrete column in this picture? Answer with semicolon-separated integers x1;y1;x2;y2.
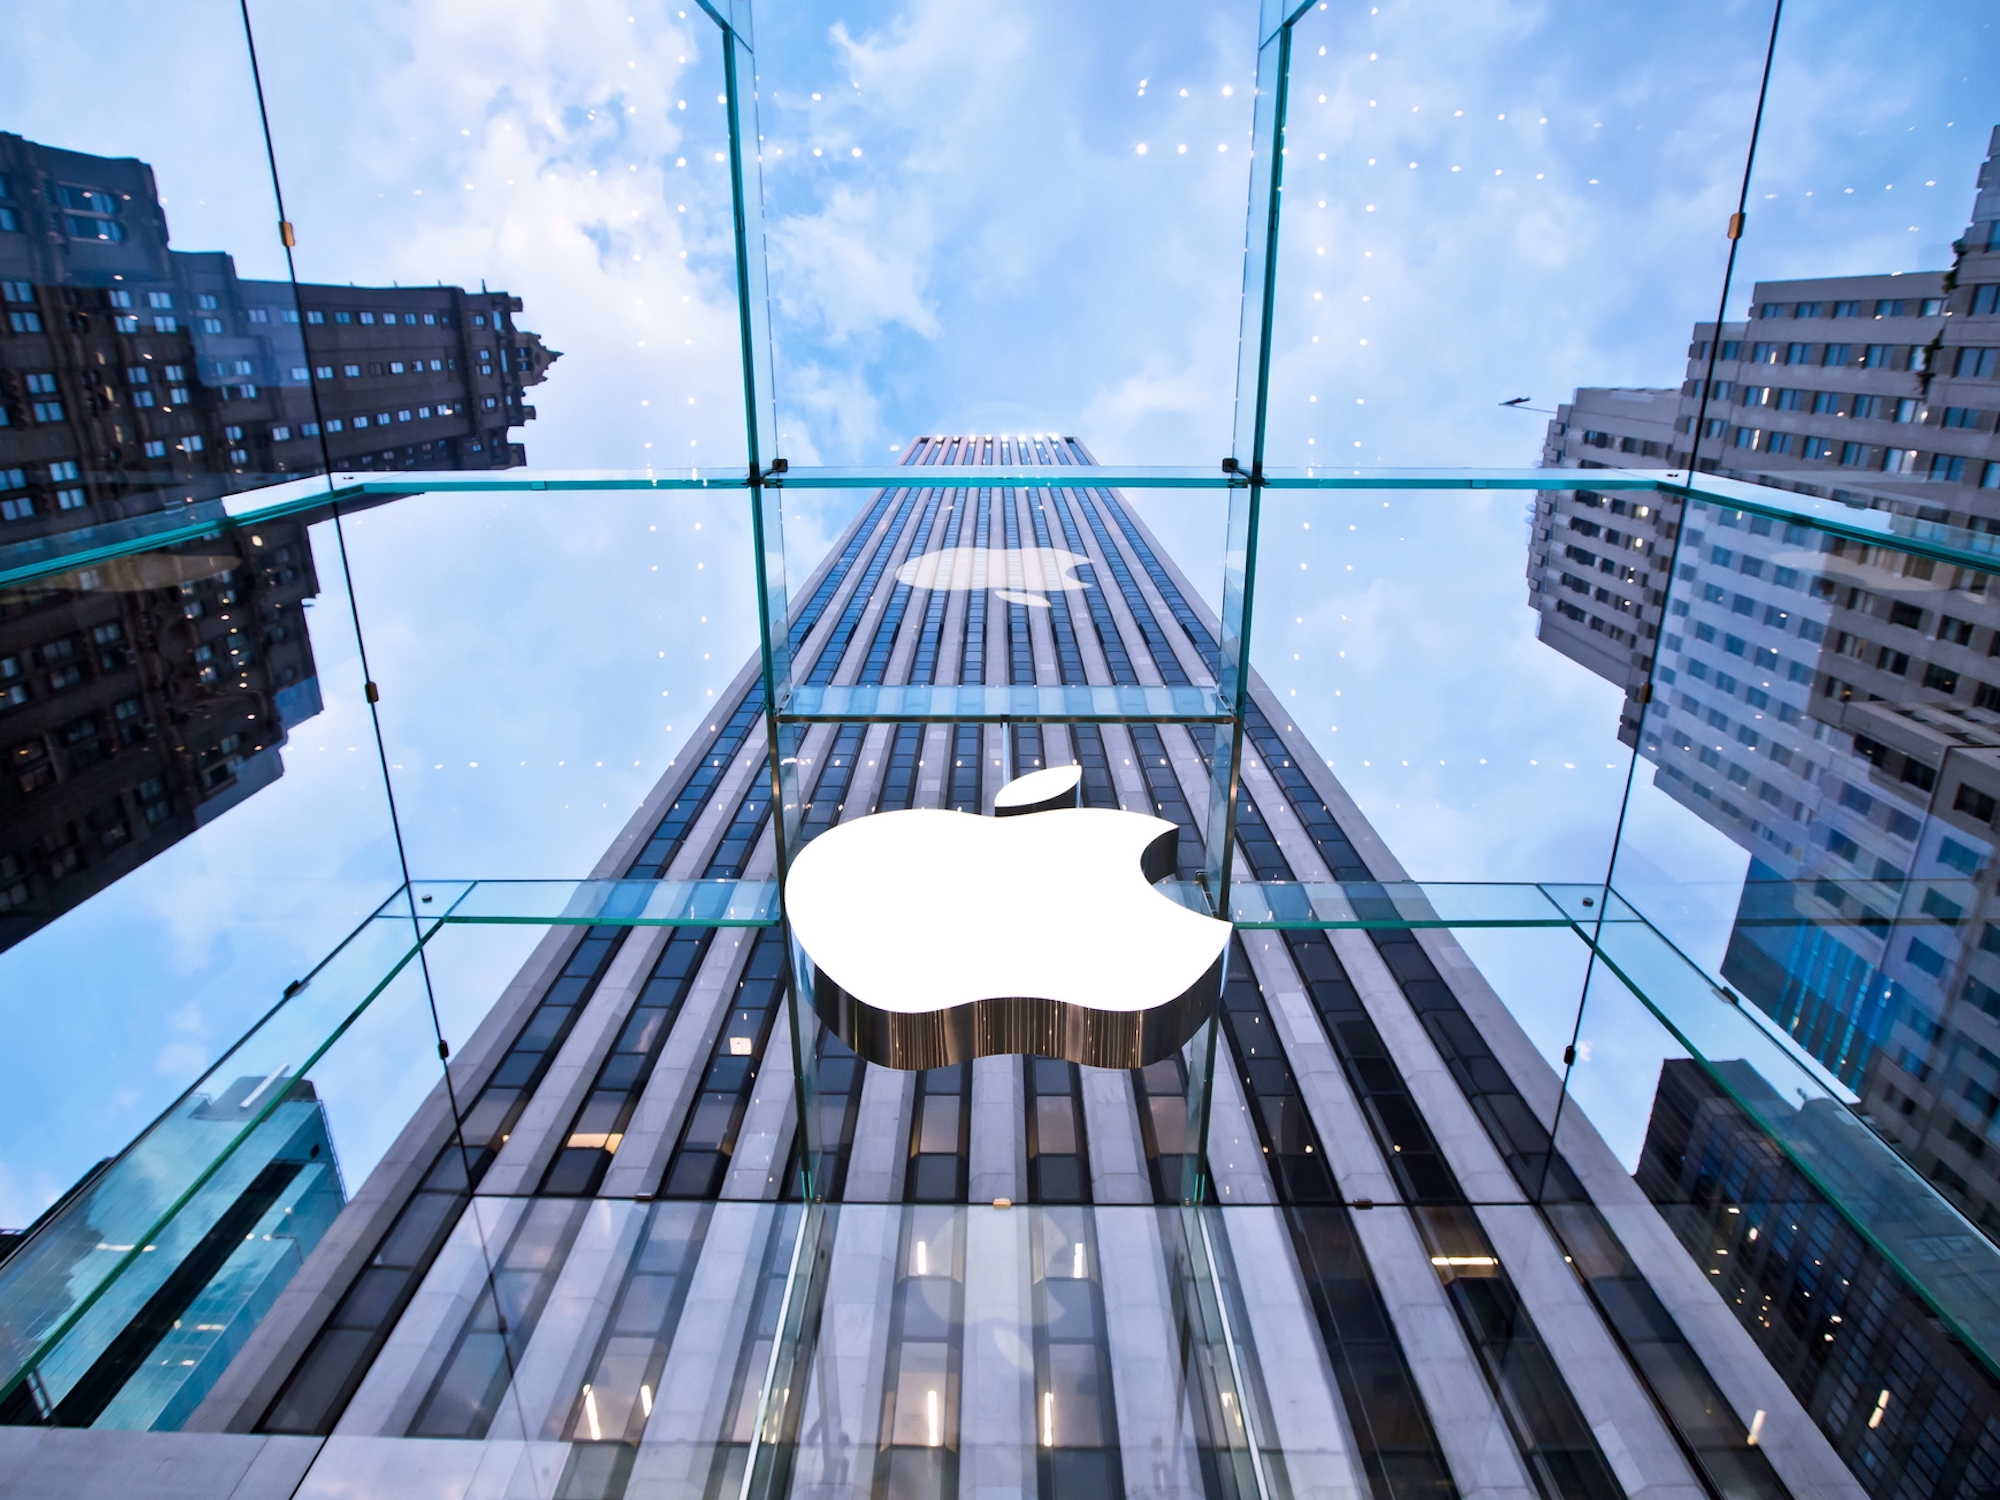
1093;1208;1206;1500
844;1067;916;1204
968;1057;1025;1206
1080;1069;1151;1206
787;1205;901;1499
957;1204;1034;1499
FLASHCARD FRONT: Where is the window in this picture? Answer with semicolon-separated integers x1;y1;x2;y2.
1944;407;1983;429
1924;663;1961;694
142;440;166;458
301;421;320;437
307;310;326;324
359;311;375;324
1894;397;1920;422
1958;348;2000;379
389;361;405;374
334;311;353;324
1974;286;2000;316
6;310;40;333
289;366;308;381
343;364;361;377
418;406;432;418
223;426;243;441
31;401;64;423
313;365;333;379
1932;455;1968;483
106;289;131;309
352;415;369;429
199;317;222;334
1777;388;1804;411
423;312;437;325
152;315;177;333
473;313;487;327
1766;431;1793;455
1786;343;1810;365
1852;394;1880;420
1812;390;1838;414
271;425;292;441
1835;300;1862;318
1956;784;1997;822
180;435;204;454
429;358;443;371
1751;342;1778;363
0;497;32;522
325;418;344;433
48;460;77;482
1841;441;1866;465
1760;303;1785;318
1803;436;1836;460
1863;344;1891;368
54;488;84;510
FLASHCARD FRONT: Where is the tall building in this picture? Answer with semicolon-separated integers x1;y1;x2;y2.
1524;131;2000;1497
0;133;559;948
1527;125;2000;749
0;438;1872;1500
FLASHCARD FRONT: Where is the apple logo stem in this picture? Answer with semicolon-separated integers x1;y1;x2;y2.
786;764;1231;1070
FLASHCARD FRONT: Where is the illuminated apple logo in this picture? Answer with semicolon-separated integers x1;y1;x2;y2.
785;764;1232;1070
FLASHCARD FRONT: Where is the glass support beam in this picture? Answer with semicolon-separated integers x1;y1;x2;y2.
778;682;1233;725
17;468;2000;593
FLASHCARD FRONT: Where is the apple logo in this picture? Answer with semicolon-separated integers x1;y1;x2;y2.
785;763;1232;1070
895;546;1094;609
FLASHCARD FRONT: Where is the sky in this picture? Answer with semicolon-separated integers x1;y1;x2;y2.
2;0;1998;1217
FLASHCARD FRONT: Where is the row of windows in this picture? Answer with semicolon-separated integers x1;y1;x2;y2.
305;309;448;328
1729;429;2000;482
309;358;453;378
1754;297;1947;320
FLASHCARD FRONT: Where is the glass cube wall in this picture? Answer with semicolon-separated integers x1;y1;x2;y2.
2;3;2000;1499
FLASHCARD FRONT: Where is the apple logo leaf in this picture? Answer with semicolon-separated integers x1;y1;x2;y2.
786;764;1232;1070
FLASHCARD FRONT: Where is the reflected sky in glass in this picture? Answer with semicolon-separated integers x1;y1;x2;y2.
1;0;1998;1223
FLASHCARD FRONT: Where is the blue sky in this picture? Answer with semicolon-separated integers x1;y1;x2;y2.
2;0;1998;1216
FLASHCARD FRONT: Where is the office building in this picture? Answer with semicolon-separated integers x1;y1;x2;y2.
0;437;1875;1500
0;132;559;947
1638;1060;2000;1497
1527;125;2000;749
1523;130;2000;1496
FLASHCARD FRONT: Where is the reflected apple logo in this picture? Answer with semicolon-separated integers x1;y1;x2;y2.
894;546;1093;609
785;764;1232;1070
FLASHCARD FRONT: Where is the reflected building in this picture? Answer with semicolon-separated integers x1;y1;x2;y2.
0;132;558;544
1528;126;2000;1494
0;132;558;948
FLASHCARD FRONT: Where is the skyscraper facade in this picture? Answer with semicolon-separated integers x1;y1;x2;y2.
0;438;1875;1500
